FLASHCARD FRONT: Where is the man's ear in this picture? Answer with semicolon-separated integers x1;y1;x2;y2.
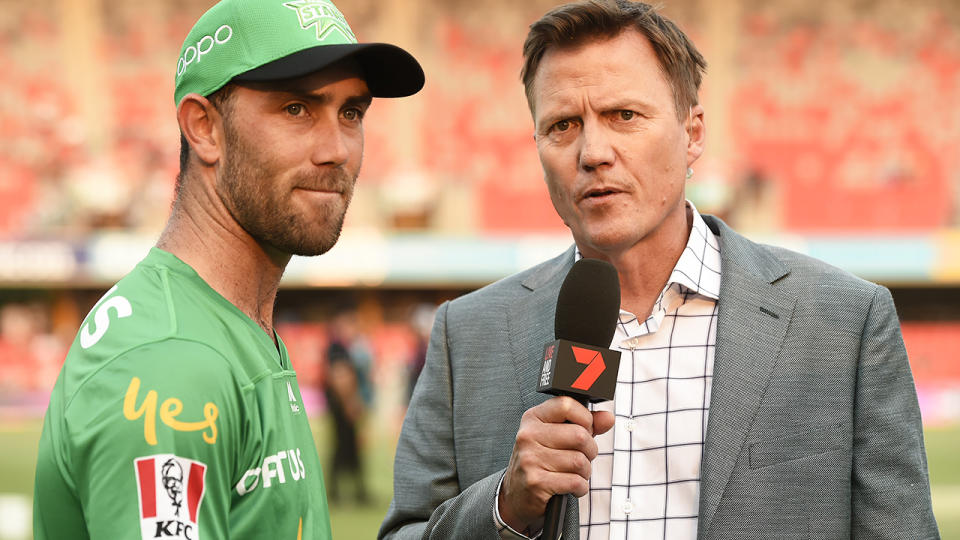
685;104;705;166
176;93;224;167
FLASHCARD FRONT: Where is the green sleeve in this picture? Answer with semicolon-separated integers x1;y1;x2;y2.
36;339;246;540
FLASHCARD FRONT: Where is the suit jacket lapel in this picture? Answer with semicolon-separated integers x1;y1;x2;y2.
697;217;797;537
510;246;576;413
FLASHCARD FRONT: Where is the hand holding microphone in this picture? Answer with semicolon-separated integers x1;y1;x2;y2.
498;259;621;538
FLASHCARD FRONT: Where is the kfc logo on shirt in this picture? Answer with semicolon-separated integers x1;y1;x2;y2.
134;455;207;539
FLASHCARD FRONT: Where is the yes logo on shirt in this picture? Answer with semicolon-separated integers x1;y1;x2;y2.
134;454;207;540
123;377;219;446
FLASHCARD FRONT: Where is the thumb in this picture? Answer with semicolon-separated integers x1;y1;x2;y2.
591;410;615;436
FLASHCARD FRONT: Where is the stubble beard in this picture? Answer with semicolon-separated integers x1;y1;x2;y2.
218;120;357;257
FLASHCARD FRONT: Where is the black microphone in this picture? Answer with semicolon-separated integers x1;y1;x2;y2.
537;258;621;540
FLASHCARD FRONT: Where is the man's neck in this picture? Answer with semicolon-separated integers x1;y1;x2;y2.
157;193;290;340
582;204;693;319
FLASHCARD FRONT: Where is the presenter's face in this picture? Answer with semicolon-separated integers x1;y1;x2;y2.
530;30;704;257
216;61;371;257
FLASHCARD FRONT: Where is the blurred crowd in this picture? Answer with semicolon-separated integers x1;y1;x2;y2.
2;0;959;241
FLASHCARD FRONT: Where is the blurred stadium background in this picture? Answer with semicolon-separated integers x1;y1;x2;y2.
0;0;958;538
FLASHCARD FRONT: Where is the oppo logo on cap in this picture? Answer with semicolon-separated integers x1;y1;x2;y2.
177;24;233;78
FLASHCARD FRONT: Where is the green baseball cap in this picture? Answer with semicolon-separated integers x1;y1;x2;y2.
174;0;424;105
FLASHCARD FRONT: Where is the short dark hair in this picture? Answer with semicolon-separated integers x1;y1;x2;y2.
521;0;706;121
174;85;237;199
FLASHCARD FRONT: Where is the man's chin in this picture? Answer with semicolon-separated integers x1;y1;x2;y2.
260;210;348;257
291;244;335;257
574;227;636;255
287;227;345;257
283;237;337;257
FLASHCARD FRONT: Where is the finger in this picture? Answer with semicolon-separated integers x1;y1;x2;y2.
515;460;592;499
502;467;590;523
591;410;615;436
519;420;597;456
513;444;592;480
540;447;593;480
542;469;591;498
531;396;593;430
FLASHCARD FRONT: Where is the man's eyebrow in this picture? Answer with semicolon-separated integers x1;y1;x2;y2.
536;96;655;125
597;98;654;111
343;94;373;108
536;108;575;132
282;89;373;108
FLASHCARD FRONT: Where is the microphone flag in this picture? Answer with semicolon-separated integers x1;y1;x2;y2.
538;339;619;402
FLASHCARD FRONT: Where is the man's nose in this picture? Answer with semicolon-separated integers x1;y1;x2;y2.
312;119;351;167
578;123;615;171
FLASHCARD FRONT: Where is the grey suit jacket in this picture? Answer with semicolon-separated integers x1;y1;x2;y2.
379;216;939;540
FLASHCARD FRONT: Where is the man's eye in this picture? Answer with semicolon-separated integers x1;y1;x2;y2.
343;108;363;122
554;120;571;132
619;110;635;120
285;104;304;116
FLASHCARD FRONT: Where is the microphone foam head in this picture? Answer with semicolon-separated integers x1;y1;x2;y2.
554;258;621;346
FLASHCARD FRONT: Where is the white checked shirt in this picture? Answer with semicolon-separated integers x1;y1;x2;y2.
495;202;721;540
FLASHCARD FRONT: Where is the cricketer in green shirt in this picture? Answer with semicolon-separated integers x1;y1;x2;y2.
34;0;425;536
35;248;332;539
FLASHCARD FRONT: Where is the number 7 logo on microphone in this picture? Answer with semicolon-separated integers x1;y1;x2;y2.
538;339;620;402
570;346;606;391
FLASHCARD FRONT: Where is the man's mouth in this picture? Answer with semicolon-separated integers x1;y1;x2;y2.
582;187;620;200
293;170;353;195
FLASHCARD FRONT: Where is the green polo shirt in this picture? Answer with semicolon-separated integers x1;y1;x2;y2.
35;248;332;540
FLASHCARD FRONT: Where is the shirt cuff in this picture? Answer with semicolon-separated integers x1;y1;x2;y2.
493;473;542;540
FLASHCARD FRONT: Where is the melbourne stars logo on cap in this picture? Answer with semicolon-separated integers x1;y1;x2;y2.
283;0;357;42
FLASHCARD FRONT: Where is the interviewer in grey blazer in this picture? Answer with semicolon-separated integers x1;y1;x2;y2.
380;1;939;539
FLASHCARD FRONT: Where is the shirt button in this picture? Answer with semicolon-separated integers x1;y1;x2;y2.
622;499;634;515
625;419;636;432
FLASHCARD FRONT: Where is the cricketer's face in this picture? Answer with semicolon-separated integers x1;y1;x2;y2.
215;61;371;257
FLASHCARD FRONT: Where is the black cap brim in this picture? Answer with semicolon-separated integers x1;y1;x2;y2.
232;43;424;98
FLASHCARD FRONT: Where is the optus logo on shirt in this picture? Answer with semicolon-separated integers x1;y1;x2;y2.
235;448;308;496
